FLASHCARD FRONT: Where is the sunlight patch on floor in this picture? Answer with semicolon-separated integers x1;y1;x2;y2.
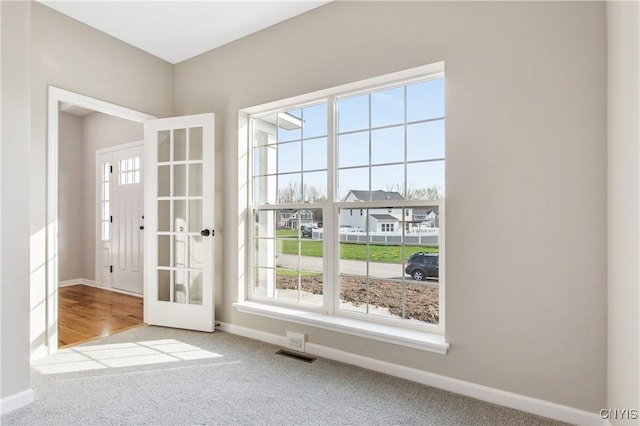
33;339;222;375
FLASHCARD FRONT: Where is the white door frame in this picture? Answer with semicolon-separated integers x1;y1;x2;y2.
46;86;156;355
95;140;144;294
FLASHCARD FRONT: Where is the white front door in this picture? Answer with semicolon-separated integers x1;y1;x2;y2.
112;144;144;294
144;114;215;332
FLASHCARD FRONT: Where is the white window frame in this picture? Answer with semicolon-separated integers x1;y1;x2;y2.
237;62;448;354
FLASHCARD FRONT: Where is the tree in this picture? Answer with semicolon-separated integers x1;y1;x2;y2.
278;181;327;204
383;182;442;200
406;185;442;201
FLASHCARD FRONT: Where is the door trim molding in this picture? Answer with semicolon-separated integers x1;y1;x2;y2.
96;139;144;155
45;87;155;357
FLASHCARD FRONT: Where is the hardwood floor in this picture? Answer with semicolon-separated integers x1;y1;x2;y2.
58;285;144;348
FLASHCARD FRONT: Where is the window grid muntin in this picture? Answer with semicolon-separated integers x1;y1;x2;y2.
119;156;141;185
248;71;444;332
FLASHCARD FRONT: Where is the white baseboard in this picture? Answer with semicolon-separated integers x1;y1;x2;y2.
1;388;34;415
218;322;287;347
58;278;89;287
58;278;142;298
217;322;604;426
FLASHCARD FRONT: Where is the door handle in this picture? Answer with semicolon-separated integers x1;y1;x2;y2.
201;229;213;237
139;225;144;230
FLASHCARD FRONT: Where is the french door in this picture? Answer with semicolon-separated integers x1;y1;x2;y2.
144;114;215;332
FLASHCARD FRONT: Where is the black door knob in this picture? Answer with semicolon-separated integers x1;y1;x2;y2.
201;229;211;237
139;225;144;230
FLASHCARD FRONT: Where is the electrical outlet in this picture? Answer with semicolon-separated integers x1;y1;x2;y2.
285;331;306;352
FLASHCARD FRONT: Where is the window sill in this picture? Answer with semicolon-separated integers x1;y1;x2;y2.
233;301;449;355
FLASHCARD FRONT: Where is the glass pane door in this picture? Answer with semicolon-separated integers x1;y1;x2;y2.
156;126;205;305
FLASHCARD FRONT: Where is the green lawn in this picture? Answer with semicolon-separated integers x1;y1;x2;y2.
276;229;298;237
278;238;438;263
276;268;321;276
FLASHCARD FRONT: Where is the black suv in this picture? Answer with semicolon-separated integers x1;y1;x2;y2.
405;253;439;281
301;225;313;237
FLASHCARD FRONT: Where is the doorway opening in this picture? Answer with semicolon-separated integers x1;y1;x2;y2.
48;87;156;352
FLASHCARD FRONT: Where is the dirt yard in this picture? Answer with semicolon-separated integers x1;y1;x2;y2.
276;275;439;324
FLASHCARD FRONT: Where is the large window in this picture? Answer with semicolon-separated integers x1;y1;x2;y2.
247;65;444;331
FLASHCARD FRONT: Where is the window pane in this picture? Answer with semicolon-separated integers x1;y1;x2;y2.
189;200;202;233
407;119;444;161
370;164;404;196
158;200;170;232
174;128;187;161
277;141;301;174
338;94;369;133
303;171;327;202
174;270;188;304
158;130;170;162
189;163;202;196
404;281;439;323
189;236;203;269
189;127;203;160
276;268;323;305
338;167;369;202
278;110;302;142
102;222;109;241
158;236;170;267
406;161;444;200
254;145;276;177
101;202;109;221
173;235;188;268
189;271;203;305
407;78;445;122
302;137;327;171
254;238;276;270
371;126;404;165
338;131;369;168
302;103;327;138
371;86;404;128
255;210;276;239
253;175;277;204
174;200;186;232
158;270;170;302
277;174;302;203
173;164;186;196
158;165;170;197
254;267;276;298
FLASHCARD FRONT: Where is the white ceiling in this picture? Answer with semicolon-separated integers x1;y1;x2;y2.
37;1;330;64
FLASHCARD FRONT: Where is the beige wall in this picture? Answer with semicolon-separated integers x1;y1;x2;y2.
1;0;32;405
30;2;173;354
81;112;143;280
607;1;640;423
175;1;607;412
58;112;83;281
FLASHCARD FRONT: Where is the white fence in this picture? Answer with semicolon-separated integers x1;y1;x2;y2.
311;228;439;246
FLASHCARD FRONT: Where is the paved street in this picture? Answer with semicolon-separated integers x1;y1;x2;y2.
277;253;438;285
